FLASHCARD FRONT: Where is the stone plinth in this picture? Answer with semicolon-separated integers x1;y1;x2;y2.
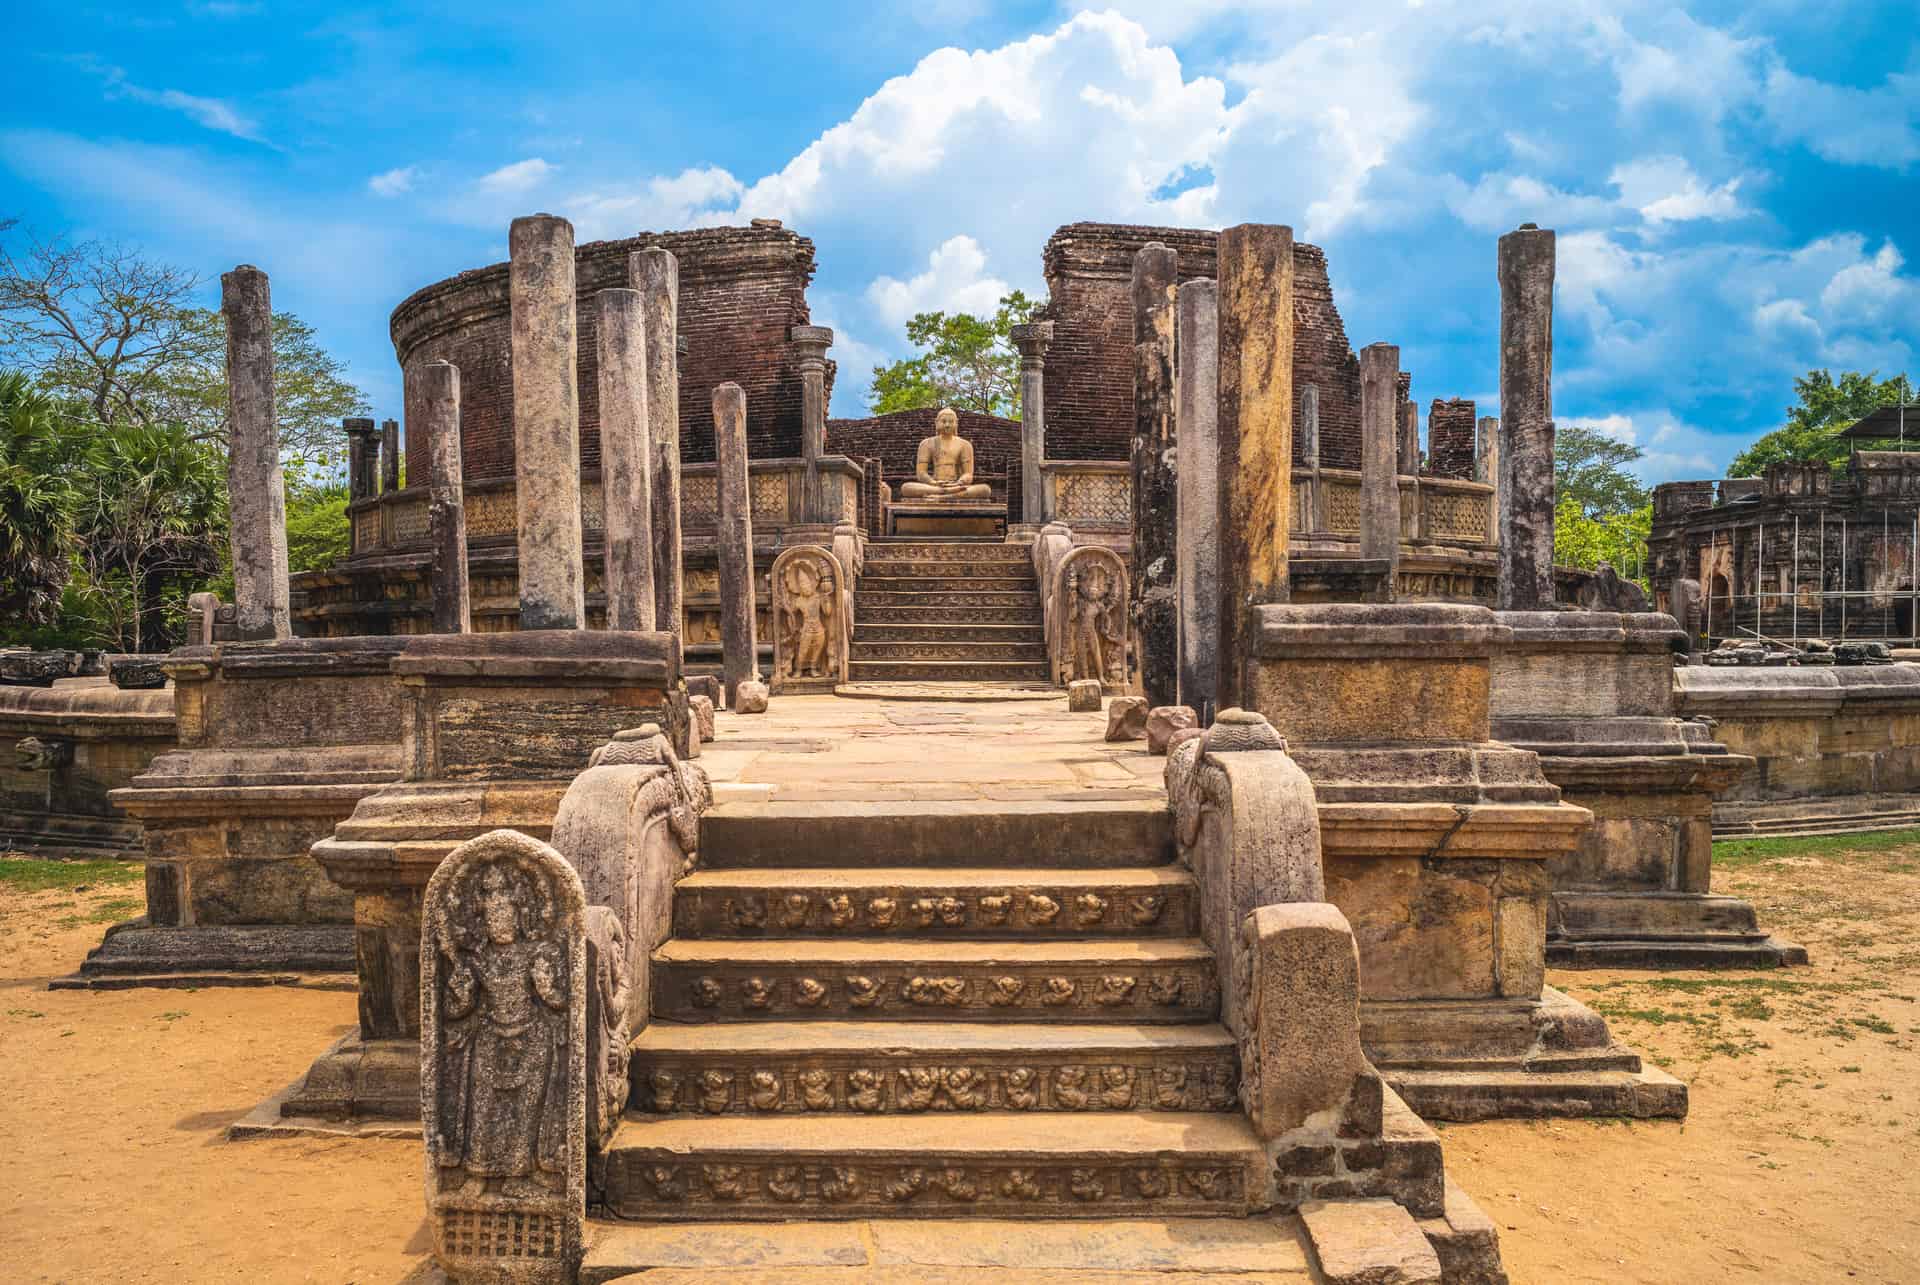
79;638;410;987
1491;611;1803;968
0;682;176;859
886;502;1007;539
1247;602;1685;1121
294;629;687;1120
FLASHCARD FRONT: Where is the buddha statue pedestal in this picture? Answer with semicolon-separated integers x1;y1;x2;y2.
888;407;1006;537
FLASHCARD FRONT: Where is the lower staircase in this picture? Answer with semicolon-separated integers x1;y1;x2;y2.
848;540;1050;684
598;797;1268;1219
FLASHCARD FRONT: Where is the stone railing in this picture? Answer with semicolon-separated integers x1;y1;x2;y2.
1290;469;1494;548
1043;460;1132;529
345;457;867;557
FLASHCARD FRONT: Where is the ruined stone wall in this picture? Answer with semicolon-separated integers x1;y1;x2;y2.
1038;223;1363;470
390;222;817;483
827;407;1024;520
1427;398;1478;480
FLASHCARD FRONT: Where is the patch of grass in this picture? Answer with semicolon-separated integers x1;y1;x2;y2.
0;856;142;894
1713;827;1920;870
53;896;143;929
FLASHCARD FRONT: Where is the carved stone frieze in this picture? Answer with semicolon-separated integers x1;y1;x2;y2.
662;964;1214;1019
674;881;1193;937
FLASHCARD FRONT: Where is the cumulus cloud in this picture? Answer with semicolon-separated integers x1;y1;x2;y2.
1761;65;1920;169
1608;156;1746;225
368;165;418;197
566;167;745;242
866;235;1011;328
478;158;555;193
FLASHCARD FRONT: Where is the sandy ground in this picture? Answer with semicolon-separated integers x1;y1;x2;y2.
2;832;1916;1284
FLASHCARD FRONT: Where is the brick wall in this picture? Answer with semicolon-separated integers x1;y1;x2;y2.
1426;398;1478;480
1037;223;1365;470
391;222;817;483
828;407;1025;522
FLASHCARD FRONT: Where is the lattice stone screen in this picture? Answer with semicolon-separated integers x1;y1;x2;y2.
1325;480;1362;534
1054;471;1132;525
1426;489;1491;541
750;473;789;524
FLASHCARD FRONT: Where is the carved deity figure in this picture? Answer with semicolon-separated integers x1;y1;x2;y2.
779;555;835;679
435;861;571;1198
1068;558;1126;685
899;407;991;500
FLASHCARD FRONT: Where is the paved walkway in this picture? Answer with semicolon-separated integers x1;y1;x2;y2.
700;690;1165;806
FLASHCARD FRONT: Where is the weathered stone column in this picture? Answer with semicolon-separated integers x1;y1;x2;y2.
1012;321;1053;524
1214;224;1294;712
597;288;656;632
510;214;585;630
712;382;758;706
380;418;401;493
1478;414;1501;544
792;325;833;522
220;264;291;641
1359;343;1401;581
1132;243;1180;708
1176;278;1220;719
1398;399;1420;475
345;418;376;501
632;248;683;643
1497;223;1556;610
411;360;470;633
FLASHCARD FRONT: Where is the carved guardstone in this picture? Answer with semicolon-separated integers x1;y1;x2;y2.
771;546;848;693
1051;546;1131;693
423;829;585;1284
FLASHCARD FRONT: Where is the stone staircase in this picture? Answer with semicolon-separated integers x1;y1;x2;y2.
848;541;1051;684
600;797;1269;1219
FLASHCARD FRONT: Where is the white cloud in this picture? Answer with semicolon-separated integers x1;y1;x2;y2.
368;165;418;198
478;158;555;193
566;167;745;242
1608;156;1745;225
1820;240;1910;321
1761;64;1920;168
866;235;1010;328
1443;173;1618;234
92;62;265;143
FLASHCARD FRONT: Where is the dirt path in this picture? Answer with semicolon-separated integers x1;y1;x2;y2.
2;836;1916;1283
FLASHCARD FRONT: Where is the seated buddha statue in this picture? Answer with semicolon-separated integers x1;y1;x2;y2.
898;407;992;501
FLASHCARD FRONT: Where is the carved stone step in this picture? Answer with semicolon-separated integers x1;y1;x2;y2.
855;590;1039;608
674;866;1197;938
849;641;1050;662
861;541;1032;562
848;660;1053;682
859;577;1040;594
651;938;1218;1023
598;1111;1264;1220
862;561;1036;581
857;605;1044;625
628;1020;1240;1117
854;623;1047;644
701;800;1171;869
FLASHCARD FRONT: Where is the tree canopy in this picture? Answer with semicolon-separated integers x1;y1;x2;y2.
1728;369;1913;477
1554;422;1649;519
869;290;1038;418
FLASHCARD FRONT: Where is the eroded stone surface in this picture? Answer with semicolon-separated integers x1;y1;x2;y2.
1146;706;1198;755
1105;698;1148;742
1066;680;1103;712
734;679;770;715
1301;1198;1442;1284
221;265;291;641
509;214;586;631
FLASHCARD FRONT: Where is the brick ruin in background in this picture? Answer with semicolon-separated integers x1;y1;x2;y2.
827;406;1024;522
1427;398;1478;481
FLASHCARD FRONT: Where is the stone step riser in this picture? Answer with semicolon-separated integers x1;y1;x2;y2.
862;563;1036;580
854;625;1047;643
700;803;1172;869
855;592;1040;608
861;544;1032;562
599;1152;1258;1221
652;961;1219;1023
859;578;1040;594
629;1051;1240;1118
675;883;1196;939
856;607;1043;625
849;643;1049;662
848;662;1052;682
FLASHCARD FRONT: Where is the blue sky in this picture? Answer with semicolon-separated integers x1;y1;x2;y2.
5;1;1917;484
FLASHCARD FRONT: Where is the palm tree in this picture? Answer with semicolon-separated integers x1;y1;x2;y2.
0;371;78;626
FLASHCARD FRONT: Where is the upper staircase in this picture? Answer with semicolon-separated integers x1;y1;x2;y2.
600;797;1268;1219
848;541;1050;684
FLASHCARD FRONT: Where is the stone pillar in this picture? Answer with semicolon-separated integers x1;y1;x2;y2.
345;418;377;501
1012;321;1054;524
1478;415;1500;544
1398;399;1420;475
510;214;585;630
596;288;656;632
220;265;291;642
1131;243;1180;709
412;361;470;634
1176;278;1220;720
1299;385;1320;469
712;382;758;706
1359;343;1401;580
632;248;683;645
381;418;401;493
1497;223;1556;611
1214;224;1294;713
791;325;833;522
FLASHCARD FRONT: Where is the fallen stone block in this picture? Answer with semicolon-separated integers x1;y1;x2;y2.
1146;704;1198;754
1067;679;1103;712
734;678;770;714
1105;696;1148;741
1301;1197;1442;1284
689;694;716;743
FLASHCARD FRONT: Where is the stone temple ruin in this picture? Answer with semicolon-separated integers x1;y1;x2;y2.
13;205;1918;1281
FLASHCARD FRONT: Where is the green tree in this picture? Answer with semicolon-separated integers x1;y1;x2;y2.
286;480;350;574
0;227;367;472
0;372;79;626
869;290;1038;417
1554;496;1653;584
1729;369;1913;477
1554;422;1649;518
